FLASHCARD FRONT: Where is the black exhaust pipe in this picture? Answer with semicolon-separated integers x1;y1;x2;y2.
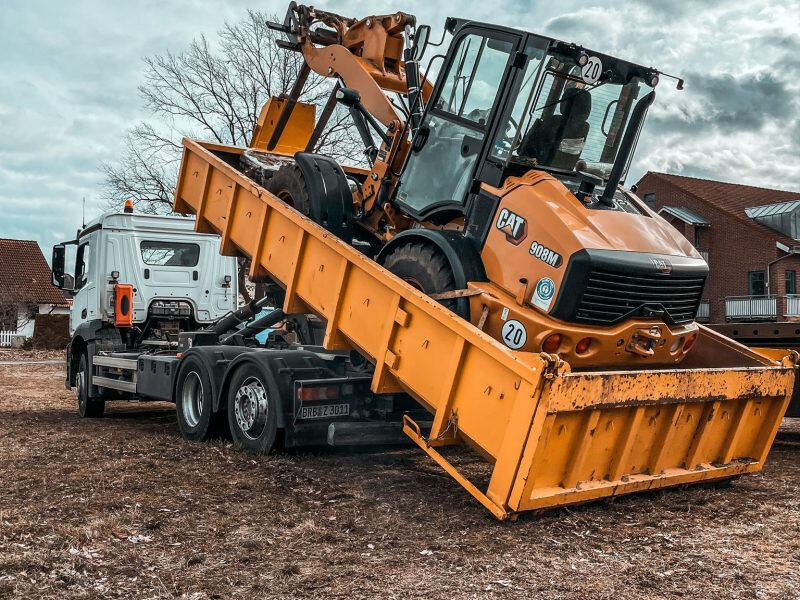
600;91;655;206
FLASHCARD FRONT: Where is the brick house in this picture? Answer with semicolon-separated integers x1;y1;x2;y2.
0;239;69;346
634;173;800;324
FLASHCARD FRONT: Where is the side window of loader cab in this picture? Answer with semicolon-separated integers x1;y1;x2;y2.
397;33;515;216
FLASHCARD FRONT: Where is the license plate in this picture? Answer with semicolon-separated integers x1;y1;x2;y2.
300;403;350;420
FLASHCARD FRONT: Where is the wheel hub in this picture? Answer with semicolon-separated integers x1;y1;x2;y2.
234;377;268;440
76;369;85;405
181;371;204;428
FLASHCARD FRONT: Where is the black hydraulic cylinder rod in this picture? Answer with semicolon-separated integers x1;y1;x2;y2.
219;309;286;344
600;91;655;205
403;47;424;135
267;62;311;151
210;296;272;335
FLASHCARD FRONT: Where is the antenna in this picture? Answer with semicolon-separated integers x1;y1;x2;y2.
82;197;86;228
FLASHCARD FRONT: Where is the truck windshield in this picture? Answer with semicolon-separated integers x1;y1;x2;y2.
494;51;647;181
140;241;200;267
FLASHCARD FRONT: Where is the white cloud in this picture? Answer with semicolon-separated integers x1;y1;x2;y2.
0;0;798;256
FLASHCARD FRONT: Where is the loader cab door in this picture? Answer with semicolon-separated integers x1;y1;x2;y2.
395;27;523;221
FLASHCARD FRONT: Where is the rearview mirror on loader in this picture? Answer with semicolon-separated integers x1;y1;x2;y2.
412;25;430;61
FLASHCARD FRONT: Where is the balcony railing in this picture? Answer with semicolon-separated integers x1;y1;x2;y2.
698;249;709;263
696;300;710;322
725;295;800;321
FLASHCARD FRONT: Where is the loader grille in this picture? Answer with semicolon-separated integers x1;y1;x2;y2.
575;269;706;325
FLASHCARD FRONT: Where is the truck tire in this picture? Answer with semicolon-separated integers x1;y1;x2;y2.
175;356;218;442
226;363;279;454
381;242;460;314
77;354;105;418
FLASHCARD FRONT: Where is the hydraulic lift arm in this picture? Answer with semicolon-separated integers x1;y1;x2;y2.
268;2;431;128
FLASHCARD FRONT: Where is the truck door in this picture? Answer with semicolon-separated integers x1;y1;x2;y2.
71;235;98;332
395;28;522;220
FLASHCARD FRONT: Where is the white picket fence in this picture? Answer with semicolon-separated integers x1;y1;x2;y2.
0;329;18;347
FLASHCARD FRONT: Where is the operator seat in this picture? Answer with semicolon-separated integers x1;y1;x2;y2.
520;90;592;171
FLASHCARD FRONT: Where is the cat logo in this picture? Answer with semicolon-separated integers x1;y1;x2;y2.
495;208;527;245
651;257;672;274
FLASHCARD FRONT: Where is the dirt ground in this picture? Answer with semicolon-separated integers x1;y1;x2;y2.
0;360;798;599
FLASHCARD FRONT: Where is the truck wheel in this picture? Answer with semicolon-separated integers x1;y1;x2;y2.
381;242;460;314
175;356;217;442
77;354;105;418
227;363;278;454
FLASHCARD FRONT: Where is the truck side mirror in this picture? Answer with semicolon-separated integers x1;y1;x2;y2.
412;25;430;61
51;244;67;288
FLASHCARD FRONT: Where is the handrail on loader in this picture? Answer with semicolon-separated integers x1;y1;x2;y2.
175;138;796;520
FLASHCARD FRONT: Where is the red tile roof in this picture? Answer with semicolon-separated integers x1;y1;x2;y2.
638;172;800;244
0;239;68;306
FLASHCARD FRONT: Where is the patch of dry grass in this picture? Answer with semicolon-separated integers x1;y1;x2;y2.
0;362;798;598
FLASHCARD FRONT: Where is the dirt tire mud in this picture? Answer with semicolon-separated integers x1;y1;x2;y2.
227;363;279;454
77;353;105;418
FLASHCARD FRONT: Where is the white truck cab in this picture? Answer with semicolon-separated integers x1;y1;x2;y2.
53;210;237;337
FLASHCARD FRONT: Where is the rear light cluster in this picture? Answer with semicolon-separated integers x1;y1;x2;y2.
541;332;698;357
541;334;594;355
297;383;353;402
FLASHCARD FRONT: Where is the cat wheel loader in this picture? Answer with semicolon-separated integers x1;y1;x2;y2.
59;2;797;520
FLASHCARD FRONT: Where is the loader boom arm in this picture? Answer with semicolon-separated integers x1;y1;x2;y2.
269;2;432;128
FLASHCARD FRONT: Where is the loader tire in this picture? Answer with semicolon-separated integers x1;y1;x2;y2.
381;242;460;315
266;164;312;219
227;363;279;455
175;356;220;442
77;354;105;418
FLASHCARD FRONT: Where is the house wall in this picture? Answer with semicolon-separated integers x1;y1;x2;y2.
16;306;35;338
637;174;800;323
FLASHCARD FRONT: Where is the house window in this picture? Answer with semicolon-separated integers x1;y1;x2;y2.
786;270;796;295
694;227;702;248
748;271;765;296
643;192;656;208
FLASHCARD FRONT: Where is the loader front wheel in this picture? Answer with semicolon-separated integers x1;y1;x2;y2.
227;364;279;455
381;242;460;315
77;354;105;418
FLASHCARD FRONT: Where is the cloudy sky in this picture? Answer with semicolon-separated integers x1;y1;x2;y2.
1;0;799;256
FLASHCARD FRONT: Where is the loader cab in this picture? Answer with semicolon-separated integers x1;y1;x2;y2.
395;19;661;222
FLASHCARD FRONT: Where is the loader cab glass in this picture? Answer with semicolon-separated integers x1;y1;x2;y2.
396;30;518;218
497;49;651;184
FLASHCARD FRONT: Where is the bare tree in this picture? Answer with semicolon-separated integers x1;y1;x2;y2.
102;10;360;301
